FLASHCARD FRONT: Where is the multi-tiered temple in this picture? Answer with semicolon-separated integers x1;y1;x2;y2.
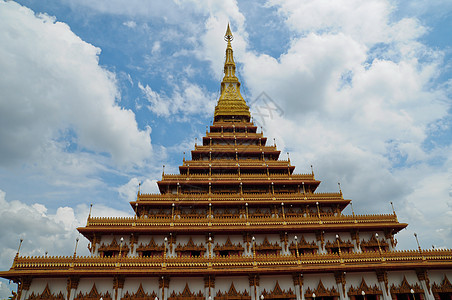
2;25;452;300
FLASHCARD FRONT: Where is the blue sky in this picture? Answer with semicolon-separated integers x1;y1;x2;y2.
0;0;451;296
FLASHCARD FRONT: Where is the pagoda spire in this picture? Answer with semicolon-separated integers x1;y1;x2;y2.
214;24;250;122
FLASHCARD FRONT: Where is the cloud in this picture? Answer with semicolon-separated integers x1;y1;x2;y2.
0;187;134;295
0;1;152;167
139;80;216;119
123;20;137;28
118;177;160;203
0;189;132;270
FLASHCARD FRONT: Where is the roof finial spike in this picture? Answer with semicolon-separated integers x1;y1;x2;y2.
225;23;234;42
16;239;23;258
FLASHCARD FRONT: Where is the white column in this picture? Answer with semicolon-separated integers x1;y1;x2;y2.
419;281;434;300
301;282;305;300
164;287;169;300
335;272;347;300
294;283;301;300
93;242;99;256
336;283;346;300
378;282;391;300
69;288;76;300
20;291;28;300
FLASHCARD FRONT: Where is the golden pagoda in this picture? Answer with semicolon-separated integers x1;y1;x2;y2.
1;24;452;300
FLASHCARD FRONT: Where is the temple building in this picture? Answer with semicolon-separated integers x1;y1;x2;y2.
1;24;452;300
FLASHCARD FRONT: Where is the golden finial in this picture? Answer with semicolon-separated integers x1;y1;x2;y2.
16;239;23;257
225;23;233;42
214;23;250;122
73;236;79;258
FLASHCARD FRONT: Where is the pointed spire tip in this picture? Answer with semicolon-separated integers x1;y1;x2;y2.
225;23;233;42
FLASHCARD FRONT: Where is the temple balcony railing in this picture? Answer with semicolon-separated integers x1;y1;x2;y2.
161;173;314;180
85;213;399;227
7;249;452;273
193;145;277;151
137;191;343;201
204;132;264;138
182;159;291;166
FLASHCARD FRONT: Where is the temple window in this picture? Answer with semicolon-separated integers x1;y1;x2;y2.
360;235;389;252
261;281;296;300
136;238;165;257
254;236;282;256
175;237;206;257
98;238;129;258
325;238;354;254
289;236;318;255
103;251;114;258
305;280;340;300
348;278;383;300
390;277;425;300
432;276;452;300
214;237;244;257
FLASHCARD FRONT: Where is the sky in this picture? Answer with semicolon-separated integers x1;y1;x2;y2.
0;0;451;296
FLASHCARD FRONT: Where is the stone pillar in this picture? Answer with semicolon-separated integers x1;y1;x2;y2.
293;274;303;300
19;277;32;300
92;235;100;256
67;276;80;300
376;270;392;300
130;234;138;257
316;231;326;254
351;230;361;253
204;275;215;300
334;271;347;300
244;234;252;257
249;275;260;300
114;276;125;300
159;276;170;300
416;269;434;300
384;230;395;252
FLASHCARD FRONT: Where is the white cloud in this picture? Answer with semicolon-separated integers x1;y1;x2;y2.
152;41;161;54
123;20;137;28
118;177;160;202
139;80;216;119
0;189;132;272
0;1;152;167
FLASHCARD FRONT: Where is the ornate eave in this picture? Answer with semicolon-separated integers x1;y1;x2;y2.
2;248;451;281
